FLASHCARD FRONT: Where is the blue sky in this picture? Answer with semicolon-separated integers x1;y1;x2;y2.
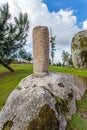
1;0;87;62
43;0;87;28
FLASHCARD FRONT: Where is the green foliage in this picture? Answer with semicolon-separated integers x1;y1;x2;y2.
0;3;29;71
28;104;59;130
61;50;72;66
19;49;32;62
55;96;63;105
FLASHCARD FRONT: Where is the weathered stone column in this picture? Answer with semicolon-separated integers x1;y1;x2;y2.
33;26;49;76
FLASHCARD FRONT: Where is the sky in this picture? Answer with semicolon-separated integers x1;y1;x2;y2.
0;0;87;63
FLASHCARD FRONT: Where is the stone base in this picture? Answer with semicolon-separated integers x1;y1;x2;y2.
33;72;49;77
0;72;86;130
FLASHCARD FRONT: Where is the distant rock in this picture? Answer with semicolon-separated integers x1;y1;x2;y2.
71;30;87;68
0;72;86;130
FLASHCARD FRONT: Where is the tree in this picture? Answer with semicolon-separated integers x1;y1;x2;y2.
50;29;56;65
0;3;29;71
61;50;72;66
57;62;62;66
68;55;73;66
19;49;32;63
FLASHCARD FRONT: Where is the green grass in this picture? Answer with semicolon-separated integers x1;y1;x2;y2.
0;65;9;73
49;66;87;83
0;64;87;129
0;64;33;110
49;66;87;78
67;114;87;130
77;93;87;112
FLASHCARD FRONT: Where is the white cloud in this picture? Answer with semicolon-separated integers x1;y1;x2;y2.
0;0;81;62
82;20;87;30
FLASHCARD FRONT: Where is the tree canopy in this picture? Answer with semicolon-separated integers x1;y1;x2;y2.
19;49;32;62
0;3;29;71
61;50;73;66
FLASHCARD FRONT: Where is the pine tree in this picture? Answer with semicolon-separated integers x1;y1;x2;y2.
0;3;29;71
19;49;32;63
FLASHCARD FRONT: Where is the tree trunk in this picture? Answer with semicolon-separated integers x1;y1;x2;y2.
51;57;54;65
0;60;14;72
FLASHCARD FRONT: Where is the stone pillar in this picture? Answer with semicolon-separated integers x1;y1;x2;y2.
33;26;49;76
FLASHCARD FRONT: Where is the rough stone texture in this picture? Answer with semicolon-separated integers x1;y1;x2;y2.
33;26;49;75
71;30;87;68
0;72;86;130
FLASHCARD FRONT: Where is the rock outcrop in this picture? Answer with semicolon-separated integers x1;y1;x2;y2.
71;30;87;68
0;72;86;130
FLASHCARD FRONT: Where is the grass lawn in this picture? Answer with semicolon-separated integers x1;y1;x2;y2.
0;64;87;129
0;64;33;110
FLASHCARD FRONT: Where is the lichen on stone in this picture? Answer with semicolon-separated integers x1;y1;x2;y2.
27;104;60;130
71;30;87;68
80;50;87;64
72;34;87;51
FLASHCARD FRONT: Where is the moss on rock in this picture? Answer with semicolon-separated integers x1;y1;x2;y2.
27;104;59;130
16;86;22;90
55;96;69;115
2;121;13;130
